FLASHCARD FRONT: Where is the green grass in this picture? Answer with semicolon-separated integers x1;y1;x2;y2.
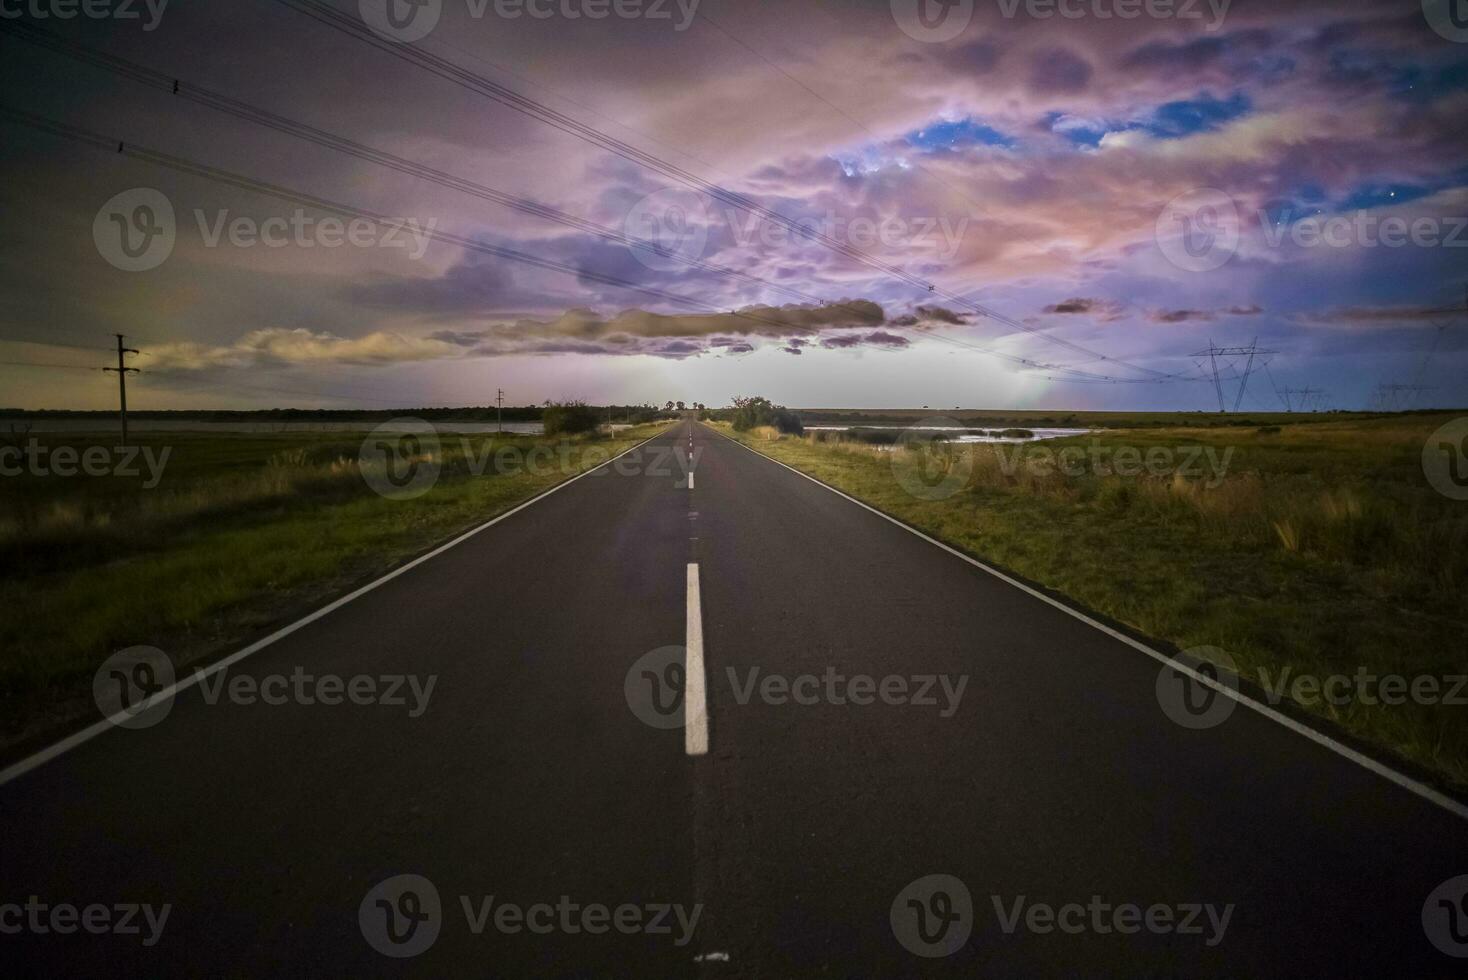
0;424;669;745
719;416;1468;788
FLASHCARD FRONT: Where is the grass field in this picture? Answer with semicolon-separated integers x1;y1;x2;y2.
0;422;669;749
792;407;1413;429
719;415;1468;788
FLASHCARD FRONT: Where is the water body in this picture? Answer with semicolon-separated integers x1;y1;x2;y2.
806;426;1090;443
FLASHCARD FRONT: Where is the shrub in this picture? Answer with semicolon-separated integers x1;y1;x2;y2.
543;401;600;436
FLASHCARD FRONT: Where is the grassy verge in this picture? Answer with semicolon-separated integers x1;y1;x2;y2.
792;407;1404;429
0;423;669;749
716;417;1468;789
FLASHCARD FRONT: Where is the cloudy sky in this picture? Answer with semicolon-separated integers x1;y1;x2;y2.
2;0;1466;411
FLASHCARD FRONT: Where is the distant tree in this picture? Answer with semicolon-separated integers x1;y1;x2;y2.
730;395;802;434
676;401;686;411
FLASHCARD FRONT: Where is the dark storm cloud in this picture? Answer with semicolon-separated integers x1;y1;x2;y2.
1043;298;1127;321
1028;49;1092;95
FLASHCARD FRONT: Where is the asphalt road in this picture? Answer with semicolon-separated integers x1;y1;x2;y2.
2;420;1465;976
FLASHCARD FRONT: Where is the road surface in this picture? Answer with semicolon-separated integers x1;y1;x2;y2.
2;420;1465;976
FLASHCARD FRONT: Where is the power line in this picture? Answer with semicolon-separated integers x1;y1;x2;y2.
12;105;1074;391
0;106;875;341
0;21;905;338
0;359;104;371
0;337;117;355
693;10;1020;243
4;22;1122;380
0;98;1143;389
3;20;1196;386
269;0;1196;384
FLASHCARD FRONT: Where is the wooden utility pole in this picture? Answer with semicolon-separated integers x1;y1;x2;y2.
102;334;139;445
496;388;504;434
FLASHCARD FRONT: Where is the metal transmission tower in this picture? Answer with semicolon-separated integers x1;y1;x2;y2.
1191;339;1279;412
1369;289;1463;411
1279;387;1325;412
1371;383;1437;412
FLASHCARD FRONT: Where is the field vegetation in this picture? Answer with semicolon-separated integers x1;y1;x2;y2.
0;423;668;748
718;415;1468;787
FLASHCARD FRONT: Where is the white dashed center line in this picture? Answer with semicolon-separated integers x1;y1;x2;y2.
685;562;708;756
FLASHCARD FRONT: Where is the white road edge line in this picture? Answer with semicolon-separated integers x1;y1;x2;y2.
707;424;1468;822
0;431;669;790
685;562;709;757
